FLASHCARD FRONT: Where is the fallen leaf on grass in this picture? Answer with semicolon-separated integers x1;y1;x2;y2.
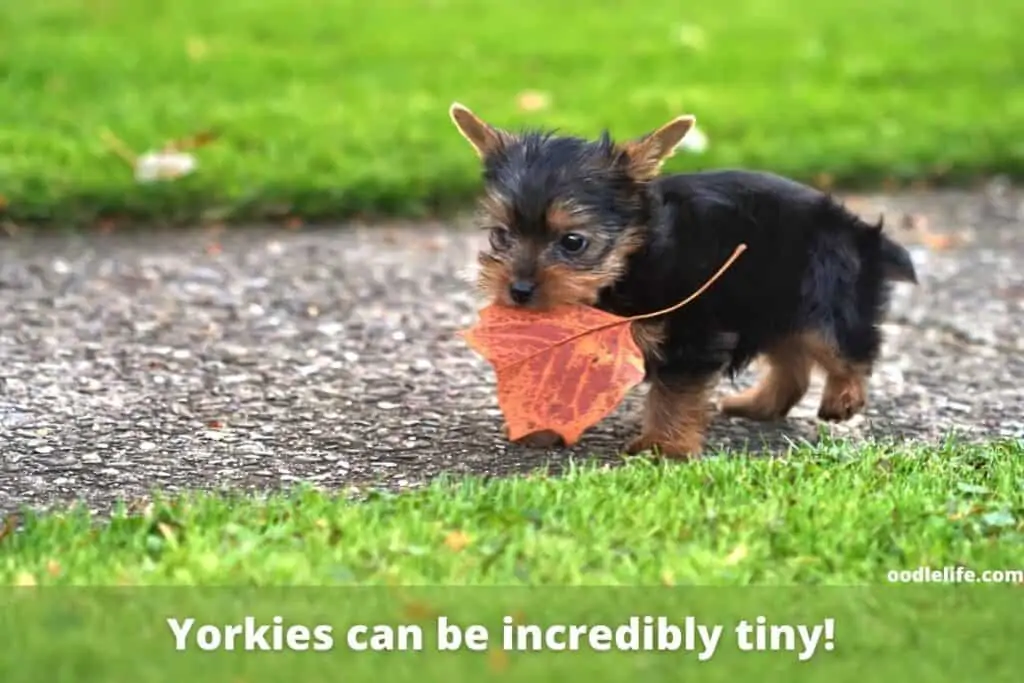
101;129;218;184
135;151;199;183
461;245;747;444
515;90;550;112
46;559;62;577
488;648;511;673
401;599;441;622
443;530;471;552
0;515;17;544
813;173;835;191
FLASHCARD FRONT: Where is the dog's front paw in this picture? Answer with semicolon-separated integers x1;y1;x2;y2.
623;433;702;460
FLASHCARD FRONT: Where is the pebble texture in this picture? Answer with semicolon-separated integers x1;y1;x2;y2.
1;185;1022;515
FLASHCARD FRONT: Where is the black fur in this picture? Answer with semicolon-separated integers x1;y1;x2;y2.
461;116;919;455
602;169;917;383
477;129;916;387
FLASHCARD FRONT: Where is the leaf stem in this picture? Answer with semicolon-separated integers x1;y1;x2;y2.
626;243;747;323
467;242;748;371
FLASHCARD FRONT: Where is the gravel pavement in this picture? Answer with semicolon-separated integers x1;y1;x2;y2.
2;184;1023;515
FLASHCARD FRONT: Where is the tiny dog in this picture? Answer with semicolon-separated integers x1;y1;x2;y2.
449;103;918;458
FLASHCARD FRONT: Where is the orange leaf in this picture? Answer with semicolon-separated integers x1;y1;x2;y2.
515;90;551;112
461;245;746;444
444;530;471;552
401;600;440;622
0;515;17;545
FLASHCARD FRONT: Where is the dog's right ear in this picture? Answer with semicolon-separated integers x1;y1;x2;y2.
619;115;696;181
449;103;513;159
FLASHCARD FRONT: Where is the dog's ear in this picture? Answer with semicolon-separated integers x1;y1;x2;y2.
449;103;513;159
619;115;696;180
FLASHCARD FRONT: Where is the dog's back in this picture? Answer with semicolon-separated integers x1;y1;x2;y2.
645;168;917;421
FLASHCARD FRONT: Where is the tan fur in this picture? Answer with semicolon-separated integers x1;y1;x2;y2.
719;336;814;421
479;188;513;227
476;221;645;309
624;375;717;459
720;331;870;422
619;115;696;181
802;333;870;421
540;226;642;304
545;201;588;234
631;320;666;363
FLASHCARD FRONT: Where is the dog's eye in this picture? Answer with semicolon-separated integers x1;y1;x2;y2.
488;226;512;251
559;233;588;254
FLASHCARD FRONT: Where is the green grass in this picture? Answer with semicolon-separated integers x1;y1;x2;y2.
4;438;1022;585
3;583;1023;682
4;439;1021;680
2;0;1023;226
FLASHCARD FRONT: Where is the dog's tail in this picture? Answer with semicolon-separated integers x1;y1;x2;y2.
879;232;918;284
862;214;917;284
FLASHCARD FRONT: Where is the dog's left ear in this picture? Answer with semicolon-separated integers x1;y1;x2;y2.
619;115;696;180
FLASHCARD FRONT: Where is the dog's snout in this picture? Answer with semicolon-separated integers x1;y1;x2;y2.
508;279;536;305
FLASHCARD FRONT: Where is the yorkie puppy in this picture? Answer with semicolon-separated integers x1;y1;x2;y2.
450;103;918;458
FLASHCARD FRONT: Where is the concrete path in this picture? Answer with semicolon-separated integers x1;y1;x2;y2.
2;184;1022;515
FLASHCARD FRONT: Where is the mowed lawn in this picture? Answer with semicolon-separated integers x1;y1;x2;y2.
3;439;1022;585
0;0;1022;225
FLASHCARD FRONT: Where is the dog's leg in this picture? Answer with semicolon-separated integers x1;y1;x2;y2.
625;374;718;459
802;333;871;421
720;336;813;421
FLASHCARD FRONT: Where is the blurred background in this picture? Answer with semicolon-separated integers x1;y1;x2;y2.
0;0;1021;227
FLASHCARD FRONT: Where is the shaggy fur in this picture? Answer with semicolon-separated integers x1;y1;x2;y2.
449;103;918;458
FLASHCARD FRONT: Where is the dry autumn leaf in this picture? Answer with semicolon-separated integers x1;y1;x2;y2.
515;90;550;112
0;515;17;544
488;648;511;673
462;244;747;444
101;129;217;183
443;530;471;552
401;599;441;622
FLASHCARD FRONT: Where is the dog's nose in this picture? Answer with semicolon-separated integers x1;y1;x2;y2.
508;280;536;305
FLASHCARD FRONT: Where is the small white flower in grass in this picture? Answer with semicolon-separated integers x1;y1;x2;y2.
675;123;708;154
134;151;198;183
